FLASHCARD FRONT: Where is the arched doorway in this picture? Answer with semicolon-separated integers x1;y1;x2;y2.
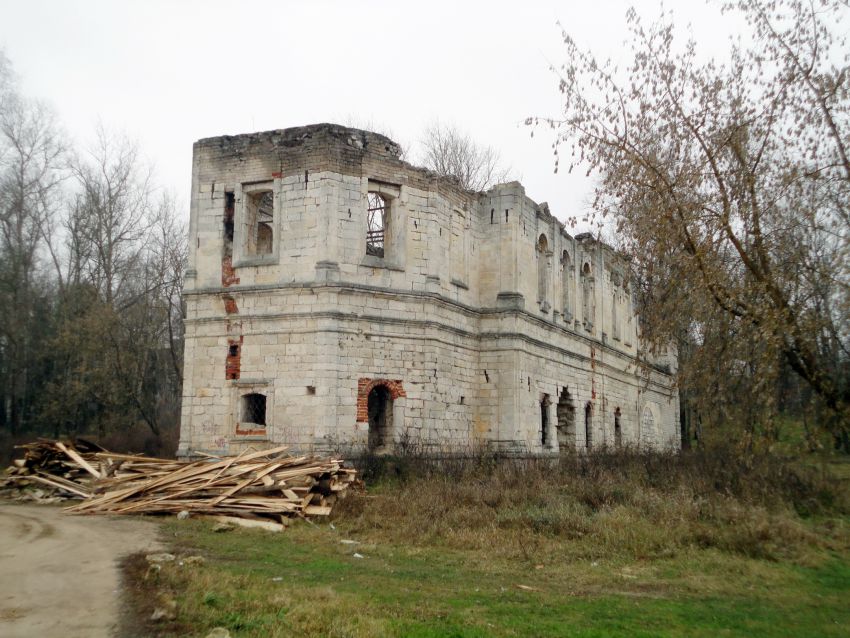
556;387;576;449
540;394;552;447
367;385;393;452
614;407;622;449
585;402;593;450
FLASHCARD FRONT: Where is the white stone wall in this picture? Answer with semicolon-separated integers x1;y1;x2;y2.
178;124;679;457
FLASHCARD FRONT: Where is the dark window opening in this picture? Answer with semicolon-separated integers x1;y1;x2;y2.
306;385;316;395
228;344;239;357
223;191;235;256
241;393;266;426
556;387;576;450
614;408;622;448
585;402;593;450
541;394;551;447
367;385;393;452
366;192;386;257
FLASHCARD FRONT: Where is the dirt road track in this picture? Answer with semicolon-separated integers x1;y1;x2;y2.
0;503;161;638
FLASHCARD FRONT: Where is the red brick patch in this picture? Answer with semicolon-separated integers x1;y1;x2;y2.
221;256;240;287
222;294;239;314
226;336;243;380
235;426;266;436
356;377;406;422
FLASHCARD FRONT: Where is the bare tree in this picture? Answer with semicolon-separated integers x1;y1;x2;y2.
419;121;511;191
534;0;850;448
69;125;154;305
40;128;186;443
0;54;64;434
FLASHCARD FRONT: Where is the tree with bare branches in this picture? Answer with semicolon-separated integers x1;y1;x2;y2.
534;0;850;449
0;53;64;435
420;121;512;191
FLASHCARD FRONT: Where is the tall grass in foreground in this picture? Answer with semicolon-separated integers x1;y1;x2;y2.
335;444;850;563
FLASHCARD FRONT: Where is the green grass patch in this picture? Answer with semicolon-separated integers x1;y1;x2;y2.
142;517;850;637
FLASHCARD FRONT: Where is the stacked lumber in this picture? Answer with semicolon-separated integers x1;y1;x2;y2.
2;439;358;526
1;438;106;500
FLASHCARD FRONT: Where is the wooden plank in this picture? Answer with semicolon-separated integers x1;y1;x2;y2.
55;442;102;479
207;463;283;506
30;474;91;498
204;515;286;532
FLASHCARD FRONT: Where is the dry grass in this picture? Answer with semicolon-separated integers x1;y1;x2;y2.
335;444;849;563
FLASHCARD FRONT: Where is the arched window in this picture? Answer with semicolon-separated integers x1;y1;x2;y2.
556;386;576;450
612;290;620;340
537;234;550;310
561;250;573;322
367;384;394;452
581;262;595;330
584;402;593;450
540;394;552;447
614;407;622;448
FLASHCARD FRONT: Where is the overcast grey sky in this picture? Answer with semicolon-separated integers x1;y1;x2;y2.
0;0;739;230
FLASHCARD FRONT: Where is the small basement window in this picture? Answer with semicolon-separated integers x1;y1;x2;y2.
366;191;386;258
245;189;274;256
241;393;267;426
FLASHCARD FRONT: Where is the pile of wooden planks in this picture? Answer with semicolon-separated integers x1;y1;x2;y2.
2;439;358;527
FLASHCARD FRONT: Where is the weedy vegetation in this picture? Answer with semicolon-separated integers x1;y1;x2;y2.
123;441;850;637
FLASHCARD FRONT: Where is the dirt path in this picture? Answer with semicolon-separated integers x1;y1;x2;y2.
0;502;162;638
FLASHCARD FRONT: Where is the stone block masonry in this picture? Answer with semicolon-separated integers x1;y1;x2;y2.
177;123;679;458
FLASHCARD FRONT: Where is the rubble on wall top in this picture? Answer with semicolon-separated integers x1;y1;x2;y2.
196;123;403;159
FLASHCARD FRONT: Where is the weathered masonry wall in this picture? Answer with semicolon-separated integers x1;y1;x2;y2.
178;123;679;458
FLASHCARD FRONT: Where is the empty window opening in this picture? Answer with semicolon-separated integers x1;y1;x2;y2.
585;402;593;450
306;385;316;395
540;394;551;447
366;191;386;257
556;387;576;450
228;344;239;357
614;408;622;448
224;192;235;256
367;385;393;452
460;396;465;405
245;189;274;256
241;393;266;426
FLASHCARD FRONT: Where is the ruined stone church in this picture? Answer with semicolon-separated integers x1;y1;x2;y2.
176;124;679;458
